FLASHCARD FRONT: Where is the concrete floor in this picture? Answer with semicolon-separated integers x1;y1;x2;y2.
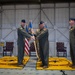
0;56;75;75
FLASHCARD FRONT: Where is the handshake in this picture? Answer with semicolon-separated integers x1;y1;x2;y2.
30;36;35;40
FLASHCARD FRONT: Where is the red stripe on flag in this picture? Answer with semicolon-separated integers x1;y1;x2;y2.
25;48;29;54
25;40;29;47
24;38;30;55
25;48;29;55
25;44;29;51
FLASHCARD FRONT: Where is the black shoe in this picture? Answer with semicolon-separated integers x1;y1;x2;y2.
40;64;44;67
18;63;24;67
72;64;75;68
70;64;75;68
18;64;24;67
43;65;48;68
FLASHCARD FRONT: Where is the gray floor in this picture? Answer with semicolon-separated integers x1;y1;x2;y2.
0;56;75;75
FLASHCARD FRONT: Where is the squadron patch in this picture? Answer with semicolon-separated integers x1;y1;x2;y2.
20;27;23;29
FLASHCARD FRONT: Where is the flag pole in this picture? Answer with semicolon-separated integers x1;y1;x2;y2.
29;20;39;58
33;40;39;59
30;30;39;58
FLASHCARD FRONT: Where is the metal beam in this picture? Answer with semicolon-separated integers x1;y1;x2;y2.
41;9;54;27
0;0;75;5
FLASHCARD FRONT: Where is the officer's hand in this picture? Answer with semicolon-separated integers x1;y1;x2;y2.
36;37;38;40
31;36;35;40
31;29;35;34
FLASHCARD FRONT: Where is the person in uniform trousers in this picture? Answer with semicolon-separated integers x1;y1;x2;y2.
69;18;75;67
35;21;49;68
35;24;48;61
17;19;35;66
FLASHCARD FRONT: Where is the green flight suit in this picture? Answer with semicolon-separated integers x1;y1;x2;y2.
17;26;31;65
70;26;75;65
36;28;49;66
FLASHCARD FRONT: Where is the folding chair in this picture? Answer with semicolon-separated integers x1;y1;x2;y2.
3;42;14;56
56;42;67;57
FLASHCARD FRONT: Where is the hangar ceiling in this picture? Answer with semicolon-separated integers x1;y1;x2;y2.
0;0;75;5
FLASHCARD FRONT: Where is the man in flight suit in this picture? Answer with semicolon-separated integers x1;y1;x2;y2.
69;18;75;67
35;21;49;68
17;19;35;66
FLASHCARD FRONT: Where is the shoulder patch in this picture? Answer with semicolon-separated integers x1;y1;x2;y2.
36;29;40;32
70;27;75;31
43;28;47;31
20;27;23;29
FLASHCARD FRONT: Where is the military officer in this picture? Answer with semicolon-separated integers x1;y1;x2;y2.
35;21;49;68
69;18;75;67
17;19;35;66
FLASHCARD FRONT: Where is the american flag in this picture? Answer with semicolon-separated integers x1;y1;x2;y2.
24;38;30;55
24;21;32;55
